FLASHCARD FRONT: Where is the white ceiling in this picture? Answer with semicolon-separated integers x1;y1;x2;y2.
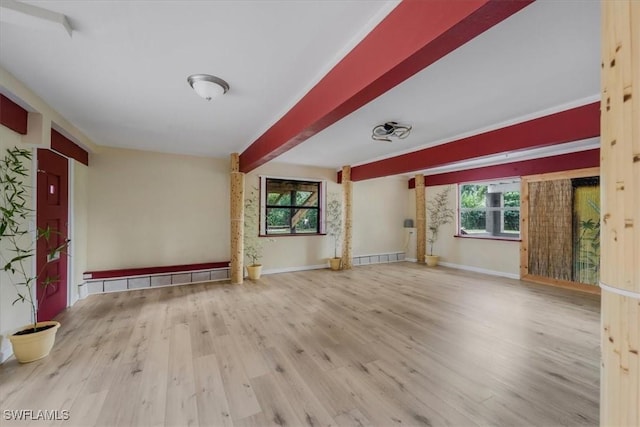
278;0;601;173
0;0;600;177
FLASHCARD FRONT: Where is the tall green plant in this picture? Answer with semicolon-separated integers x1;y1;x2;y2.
574;199;600;284
244;186;272;266
0;147;68;332
427;187;455;256
326;194;342;258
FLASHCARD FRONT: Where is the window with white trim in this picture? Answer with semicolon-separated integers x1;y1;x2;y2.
259;176;326;235
458;179;521;239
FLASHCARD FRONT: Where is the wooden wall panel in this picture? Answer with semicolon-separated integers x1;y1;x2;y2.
600;1;640;425
527;180;573;281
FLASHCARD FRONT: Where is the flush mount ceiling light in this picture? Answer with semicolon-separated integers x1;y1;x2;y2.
372;121;412;142
187;74;230;101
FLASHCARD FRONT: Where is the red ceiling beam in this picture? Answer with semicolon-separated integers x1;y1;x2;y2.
51;129;89;166
239;0;534;173
407;149;600;189
344;102;600;182
0;94;28;134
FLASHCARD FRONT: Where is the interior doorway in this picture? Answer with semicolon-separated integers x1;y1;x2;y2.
36;149;69;321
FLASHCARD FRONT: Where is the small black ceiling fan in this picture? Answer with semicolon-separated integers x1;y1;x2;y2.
371;121;412;142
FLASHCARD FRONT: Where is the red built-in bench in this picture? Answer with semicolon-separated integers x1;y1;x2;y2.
81;261;230;295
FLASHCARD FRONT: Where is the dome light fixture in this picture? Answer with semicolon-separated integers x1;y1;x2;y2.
372;121;412;142
187;74;230;101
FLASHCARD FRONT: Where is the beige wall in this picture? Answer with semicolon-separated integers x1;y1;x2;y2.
247;162;338;271
87;147;230;270
353;177;407;256
408;184;520;278
246;163;408;272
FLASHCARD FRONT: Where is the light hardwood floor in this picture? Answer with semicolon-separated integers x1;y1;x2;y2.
0;263;600;427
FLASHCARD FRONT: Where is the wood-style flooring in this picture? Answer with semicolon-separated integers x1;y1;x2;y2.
0;263;601;427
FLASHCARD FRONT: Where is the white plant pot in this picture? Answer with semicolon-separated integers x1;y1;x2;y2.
9;321;60;363
247;264;263;280
425;255;440;267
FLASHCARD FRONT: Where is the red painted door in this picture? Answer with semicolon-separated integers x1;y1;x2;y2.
36;149;68;321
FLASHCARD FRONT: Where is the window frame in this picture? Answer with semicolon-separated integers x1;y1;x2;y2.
457;178;521;241
259;175;326;236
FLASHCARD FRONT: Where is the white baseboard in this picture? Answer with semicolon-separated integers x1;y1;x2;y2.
438;261;520;280
261;264;328;275
78;283;88;300
405;258;418;263
0;339;13;364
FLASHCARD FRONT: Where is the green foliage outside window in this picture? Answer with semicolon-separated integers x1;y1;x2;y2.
459;182;520;237
265;179;320;235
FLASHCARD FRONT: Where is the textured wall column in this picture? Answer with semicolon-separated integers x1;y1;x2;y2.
415;174;426;263
600;1;639;425
230;153;244;284
341;165;353;269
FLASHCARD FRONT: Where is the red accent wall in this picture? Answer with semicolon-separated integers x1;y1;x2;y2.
0;94;28;134
239;0;533;173
51;129;89;166
407;149;600;188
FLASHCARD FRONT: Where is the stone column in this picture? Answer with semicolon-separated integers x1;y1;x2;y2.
415;174;426;263
230;153;244;284
600;1;639;425
341;166;353;269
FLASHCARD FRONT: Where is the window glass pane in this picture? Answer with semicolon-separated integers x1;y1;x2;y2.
460;184;487;208
263;177;322;235
504;191;520;207
503;210;520;232
266;208;291;234
268;191;291;206
293;208;318;233
295;190;319;207
459;179;520;239
461;210;486;234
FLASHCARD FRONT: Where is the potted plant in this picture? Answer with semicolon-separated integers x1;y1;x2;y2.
326;194;342;270
425;186;454;267
1;147;69;363
244;186;265;280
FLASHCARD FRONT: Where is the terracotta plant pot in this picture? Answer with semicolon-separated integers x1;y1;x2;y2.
247;264;263;280
9;321;60;363
329;258;342;271
425;255;440;267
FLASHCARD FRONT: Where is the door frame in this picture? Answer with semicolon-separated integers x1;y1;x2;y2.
32;148;74;316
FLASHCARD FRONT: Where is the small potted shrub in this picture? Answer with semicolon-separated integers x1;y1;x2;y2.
1;147;69;363
244;186;266;280
326;194;342;270
425;186;454;267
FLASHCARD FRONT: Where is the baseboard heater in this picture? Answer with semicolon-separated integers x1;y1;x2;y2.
80;261;230;297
